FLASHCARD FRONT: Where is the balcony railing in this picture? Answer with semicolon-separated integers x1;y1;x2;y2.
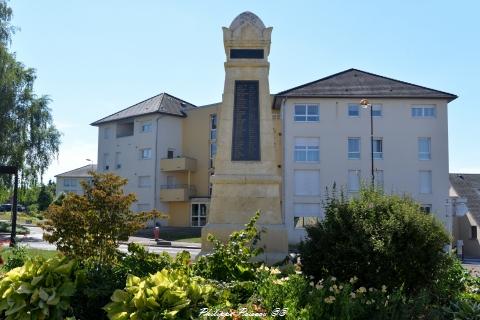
159;184;196;202
160;156;197;172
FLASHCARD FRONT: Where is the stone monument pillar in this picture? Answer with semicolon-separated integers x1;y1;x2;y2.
200;12;288;264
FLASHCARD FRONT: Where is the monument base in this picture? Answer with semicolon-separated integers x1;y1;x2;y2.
199;223;289;265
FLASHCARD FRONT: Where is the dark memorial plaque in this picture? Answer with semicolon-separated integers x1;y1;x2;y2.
230;49;264;59
232;80;260;161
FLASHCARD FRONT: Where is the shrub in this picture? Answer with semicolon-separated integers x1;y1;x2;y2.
42;172;149;264
194;212;263;282
299;187;451;294
118;243;190;278
0;256;77;319
104;269;217;320
2;245;28;271
72;262;126;320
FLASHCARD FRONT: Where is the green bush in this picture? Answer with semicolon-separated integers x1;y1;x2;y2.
72;262;126;320
104;269;217;320
194;212;263;282
0;255;78;319
299;188;451;294
2;245;28;271
118;243;191;278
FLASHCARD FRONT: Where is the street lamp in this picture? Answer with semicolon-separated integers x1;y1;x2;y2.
86;158;93;171
360;99;374;186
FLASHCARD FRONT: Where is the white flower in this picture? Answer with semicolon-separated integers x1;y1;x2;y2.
309;281;314;287
381;285;387;293
270;268;281;275
324;296;336;304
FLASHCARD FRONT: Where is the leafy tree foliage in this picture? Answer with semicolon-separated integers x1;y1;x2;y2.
0;0;60;186
42;172;148;264
299;187;451;294
37;184;53;211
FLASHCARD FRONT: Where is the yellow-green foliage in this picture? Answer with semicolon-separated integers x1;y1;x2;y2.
104;269;216;320
0;256;77;320
42;172;149;264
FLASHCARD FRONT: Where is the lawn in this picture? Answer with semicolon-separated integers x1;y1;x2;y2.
0;221;30;234
0;247;58;261
0;212;43;225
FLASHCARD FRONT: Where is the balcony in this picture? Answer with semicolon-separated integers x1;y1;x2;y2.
159;184;196;202
160;157;197;172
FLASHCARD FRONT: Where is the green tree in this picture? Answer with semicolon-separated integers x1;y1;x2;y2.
299;187;451;294
42;172;148;264
37;184;53;211
0;0;61;187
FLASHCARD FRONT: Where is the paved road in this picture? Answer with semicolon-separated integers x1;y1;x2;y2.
3;225;200;259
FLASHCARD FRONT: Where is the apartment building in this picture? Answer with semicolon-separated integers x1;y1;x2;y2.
91;93;219;227
91;13;457;244
274;69;456;243
55;164;96;196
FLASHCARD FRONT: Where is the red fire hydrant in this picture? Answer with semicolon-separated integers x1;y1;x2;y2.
154;227;160;241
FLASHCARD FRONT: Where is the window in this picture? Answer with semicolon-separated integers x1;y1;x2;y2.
140;148;152;160
420;204;432;214
373;138;383;159
294;104;319;122
191;203;207;227
208;171;214;196
411;105;436;118
167;148;175;159
372;104;382;117
348;170;361;192
138;176;151;188
419;170;432;194
210;114;217;168
166;176;175;186
418;137;431;160
471;226;478;239
374;170;384;189
141;122;152;133
294;170;320;196
348;104;360;117
116;121;134;137
103;127;111;139
137;203;150;212
348;138;360;159
294;137;319;162
294;217;319;229
293;203;322;229
210;114;217;140
63;179;78;187
115;152;121;169
103;153;110;170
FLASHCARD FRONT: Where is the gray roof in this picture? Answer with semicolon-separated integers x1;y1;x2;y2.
450;174;480;224
55;164;97;178
274;68;457;107
91;93;197;126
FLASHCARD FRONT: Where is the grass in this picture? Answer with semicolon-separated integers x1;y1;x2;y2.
0;221;30;234
174;237;201;243
0;212;43;224
0;247;58;261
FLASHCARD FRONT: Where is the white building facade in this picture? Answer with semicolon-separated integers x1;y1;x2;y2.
275;69;456;244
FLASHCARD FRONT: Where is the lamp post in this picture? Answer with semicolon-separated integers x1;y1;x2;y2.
86;158;93;171
360;99;374;186
0;166;19;247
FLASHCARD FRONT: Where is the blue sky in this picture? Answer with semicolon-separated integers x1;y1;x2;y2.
8;0;480;181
